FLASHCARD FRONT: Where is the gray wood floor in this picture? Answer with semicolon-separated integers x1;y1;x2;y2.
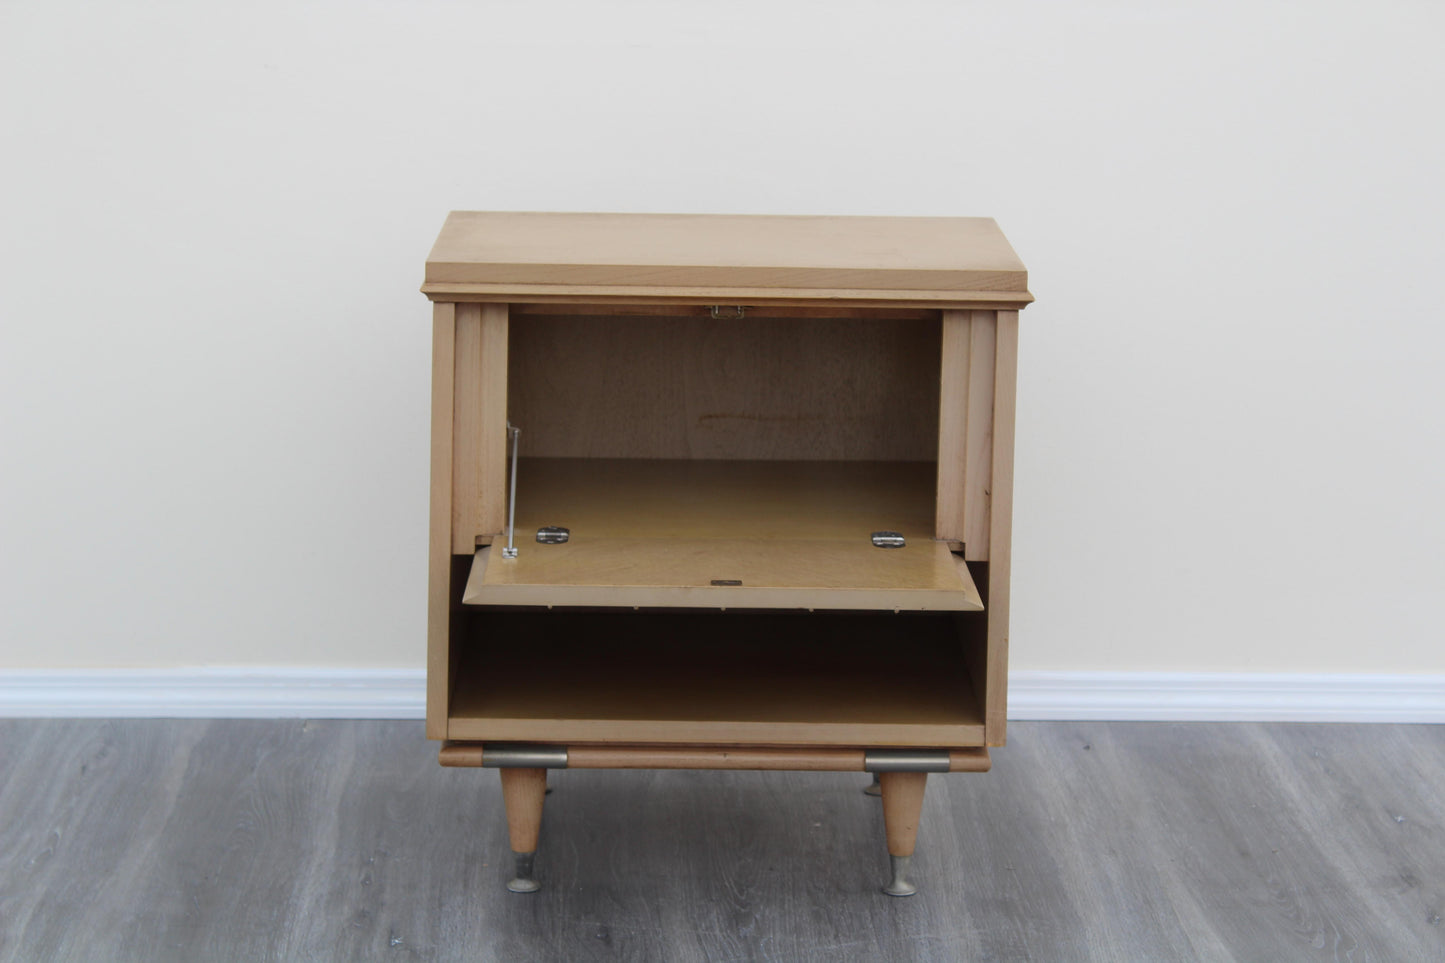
0;720;1441;962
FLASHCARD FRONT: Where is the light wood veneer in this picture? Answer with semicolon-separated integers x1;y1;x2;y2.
421;211;1030;892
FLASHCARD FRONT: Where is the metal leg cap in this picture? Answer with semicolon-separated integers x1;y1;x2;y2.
883;855;917;897
507;851;539;893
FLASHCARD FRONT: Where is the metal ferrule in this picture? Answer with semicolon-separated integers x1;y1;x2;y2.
864;749;951;773
481;744;569;769
883;854;917;897
507;852;540;894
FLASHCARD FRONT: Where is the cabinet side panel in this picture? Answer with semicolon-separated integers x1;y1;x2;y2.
963;311;997;560
452;303;509;550
446;555;470;739
451;303;481;552
935;310;969;540
428;302;456;740
477;303;510;534
959;565;989;728
985;310;1019;745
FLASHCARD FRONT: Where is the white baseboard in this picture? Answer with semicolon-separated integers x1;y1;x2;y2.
1007;671;1445;723
0;668;426;719
0;668;1441;723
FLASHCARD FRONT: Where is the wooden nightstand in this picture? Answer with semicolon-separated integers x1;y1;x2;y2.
421;212;1030;895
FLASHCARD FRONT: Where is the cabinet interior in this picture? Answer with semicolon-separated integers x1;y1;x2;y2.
507;311;942;463
448;608;986;746
444;305;992;741
466;309;975;611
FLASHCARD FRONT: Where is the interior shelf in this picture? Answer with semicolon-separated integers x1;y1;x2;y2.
462;458;982;611
447;611;985;746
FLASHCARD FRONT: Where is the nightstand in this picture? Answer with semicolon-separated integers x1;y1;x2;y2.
421;212;1030;895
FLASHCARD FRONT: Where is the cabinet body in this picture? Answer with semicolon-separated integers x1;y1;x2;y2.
421;212;1030;892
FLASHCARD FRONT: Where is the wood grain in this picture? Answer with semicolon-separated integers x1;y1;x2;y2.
963;310;997;560
426;302;455;740
420;282;1035;309
467;537;981;611
499;768;547;853
451;303;508;551
438;744;994;773
450;302;481;553
935;309;969;540
512;303;941;320
879;771;928;856
507;314;941;461
459;458;980;611
424;212;1030;296
4;720;1444;961
948;747;991;772
985;311;1019;745
961;564;991;739
492;457;939;540
936;309;997;558
477;303;509;536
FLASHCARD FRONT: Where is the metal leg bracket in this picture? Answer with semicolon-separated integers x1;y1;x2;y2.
482;744;569;769
863;749;951;773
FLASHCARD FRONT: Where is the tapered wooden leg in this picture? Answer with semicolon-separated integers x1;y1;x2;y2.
500;768;547;893
878;771;927;896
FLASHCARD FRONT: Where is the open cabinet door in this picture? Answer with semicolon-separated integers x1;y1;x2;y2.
461;458;983;612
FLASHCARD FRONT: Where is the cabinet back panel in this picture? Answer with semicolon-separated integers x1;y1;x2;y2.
507;315;941;461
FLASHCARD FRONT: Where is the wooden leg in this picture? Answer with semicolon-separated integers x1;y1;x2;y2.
878;771;927;896
500;768;547;893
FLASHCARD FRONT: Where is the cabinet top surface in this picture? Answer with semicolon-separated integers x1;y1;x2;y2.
423;211;1030;305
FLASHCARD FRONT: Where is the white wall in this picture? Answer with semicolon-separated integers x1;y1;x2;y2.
1;0;1442;673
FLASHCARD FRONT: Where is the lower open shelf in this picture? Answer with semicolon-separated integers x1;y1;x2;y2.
447;610;985;747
